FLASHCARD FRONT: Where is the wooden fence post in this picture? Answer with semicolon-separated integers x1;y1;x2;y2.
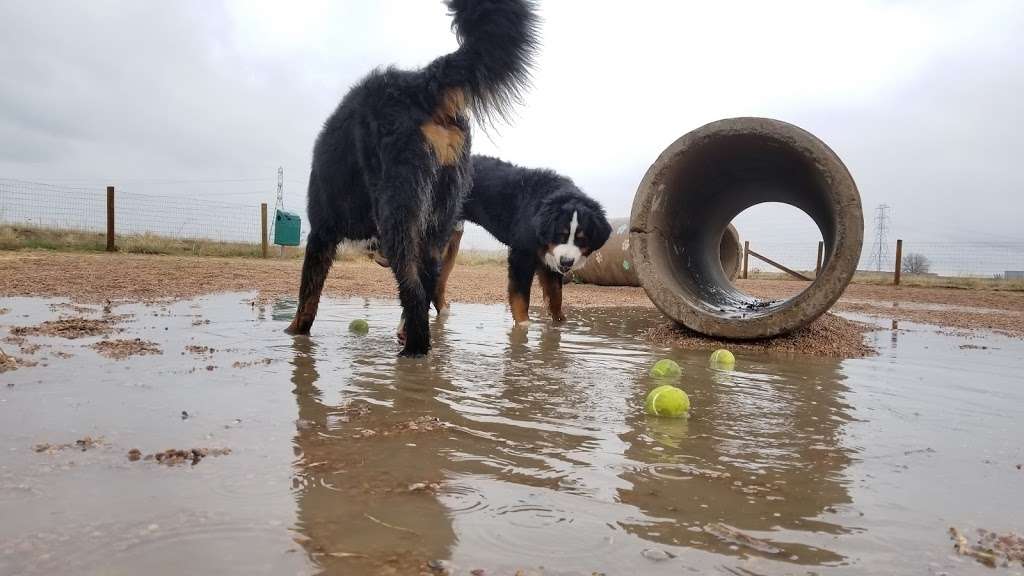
742;241;749;279
815;241;824;276
261;203;269;258
894;239;903;286
106;186;115;252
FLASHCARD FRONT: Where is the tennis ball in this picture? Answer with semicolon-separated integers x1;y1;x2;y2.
645;385;690;417
709;349;736;367
348;319;369;334
650;358;682;378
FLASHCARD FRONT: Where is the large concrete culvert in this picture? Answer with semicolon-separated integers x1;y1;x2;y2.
629;117;863;339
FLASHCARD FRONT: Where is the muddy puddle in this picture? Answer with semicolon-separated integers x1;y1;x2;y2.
1;294;1022;575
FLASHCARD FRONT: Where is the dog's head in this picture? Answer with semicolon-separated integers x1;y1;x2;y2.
534;187;612;275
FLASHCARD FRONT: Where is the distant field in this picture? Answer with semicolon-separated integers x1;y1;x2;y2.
0;225;505;266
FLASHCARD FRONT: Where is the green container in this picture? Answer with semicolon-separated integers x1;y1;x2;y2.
274;210;301;246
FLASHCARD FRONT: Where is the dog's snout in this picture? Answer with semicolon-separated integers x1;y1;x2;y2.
559;256;575;269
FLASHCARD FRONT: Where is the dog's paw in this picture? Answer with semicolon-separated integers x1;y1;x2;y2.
284;322;309;336
396;317;407;344
398;345;429;358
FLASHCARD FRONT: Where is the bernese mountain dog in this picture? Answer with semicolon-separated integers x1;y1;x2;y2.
439;155;613;325
285;1;539;357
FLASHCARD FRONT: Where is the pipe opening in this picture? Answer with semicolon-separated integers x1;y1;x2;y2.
729;202;823;295
630;118;862;339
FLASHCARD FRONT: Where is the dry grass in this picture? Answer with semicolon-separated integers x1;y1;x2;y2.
746;269;1024;292
853;272;1024;291
0;225;300;259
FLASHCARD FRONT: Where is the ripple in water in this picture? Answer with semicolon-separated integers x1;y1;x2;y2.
0;515;309;576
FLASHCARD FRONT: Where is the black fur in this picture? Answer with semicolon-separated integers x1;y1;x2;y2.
286;0;540;357
449;156;613;323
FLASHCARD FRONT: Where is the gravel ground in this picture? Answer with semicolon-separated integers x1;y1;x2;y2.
646;313;877;358
2;251;1022;341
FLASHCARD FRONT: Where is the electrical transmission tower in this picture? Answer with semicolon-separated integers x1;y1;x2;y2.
275;167;284;212
269;167;284;241
869;204;891;272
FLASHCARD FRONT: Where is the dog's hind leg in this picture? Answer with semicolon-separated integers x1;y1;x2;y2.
377;185;434;356
433;225;463;316
286;229;338;335
398;222;458;343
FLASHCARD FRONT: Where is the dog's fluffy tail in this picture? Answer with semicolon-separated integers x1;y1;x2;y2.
437;0;541;125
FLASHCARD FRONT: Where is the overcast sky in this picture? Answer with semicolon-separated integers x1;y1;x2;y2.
2;0;1022;249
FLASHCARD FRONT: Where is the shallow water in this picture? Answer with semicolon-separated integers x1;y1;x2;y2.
1;295;1022;575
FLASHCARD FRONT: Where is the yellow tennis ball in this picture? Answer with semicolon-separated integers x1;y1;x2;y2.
650;358;682;378
709;349;735;367
348;319;369;334
645;385;690;417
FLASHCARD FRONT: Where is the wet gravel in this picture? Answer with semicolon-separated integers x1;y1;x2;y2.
647;313;877;358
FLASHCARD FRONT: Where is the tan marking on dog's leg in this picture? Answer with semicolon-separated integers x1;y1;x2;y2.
510;290;530;325
537;267;566;323
434;228;463;314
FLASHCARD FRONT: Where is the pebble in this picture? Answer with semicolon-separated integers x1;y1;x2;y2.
642;548;674;561
427;559;451;572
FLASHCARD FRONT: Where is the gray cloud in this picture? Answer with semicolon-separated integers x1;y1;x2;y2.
1;0;1021;247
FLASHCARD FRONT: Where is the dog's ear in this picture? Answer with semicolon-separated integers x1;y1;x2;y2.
532;196;566;245
589;208;610;249
582;206;612;251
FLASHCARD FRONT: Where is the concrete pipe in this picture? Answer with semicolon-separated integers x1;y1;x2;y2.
575;219;743;286
629;117;863;339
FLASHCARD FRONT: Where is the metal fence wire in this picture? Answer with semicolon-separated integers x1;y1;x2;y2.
1;179;262;244
743;241;1024;279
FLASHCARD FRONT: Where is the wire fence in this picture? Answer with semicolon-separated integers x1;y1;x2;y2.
2;178;1023;279
1;178;265;245
743;240;1024;279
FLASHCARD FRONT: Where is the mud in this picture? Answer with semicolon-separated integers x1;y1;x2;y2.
1;294;1023;575
11;317;116;339
33;436;105;454
134;447;233;466
950;526;1024;568
90;338;162;359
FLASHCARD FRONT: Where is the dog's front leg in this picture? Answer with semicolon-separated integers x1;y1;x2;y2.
507;249;536;326
537;266;566;323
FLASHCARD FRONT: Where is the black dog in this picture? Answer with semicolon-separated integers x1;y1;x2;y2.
437;156;612;325
286;0;539;356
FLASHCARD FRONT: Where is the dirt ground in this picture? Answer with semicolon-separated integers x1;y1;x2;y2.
2;251;1022;340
